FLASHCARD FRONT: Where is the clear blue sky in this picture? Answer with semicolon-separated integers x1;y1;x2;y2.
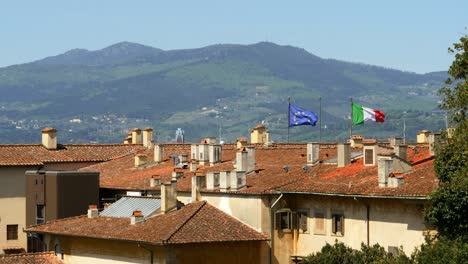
1;0;466;73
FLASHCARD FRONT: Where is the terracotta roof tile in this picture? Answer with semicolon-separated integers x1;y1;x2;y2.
0;252;64;264
0;144;144;166
26;201;268;244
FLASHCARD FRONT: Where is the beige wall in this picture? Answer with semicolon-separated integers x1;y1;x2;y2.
0;166;37;254
42;234;268;264
177;192;271;234
273;195;428;264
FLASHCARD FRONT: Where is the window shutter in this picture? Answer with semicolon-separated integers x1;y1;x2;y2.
291;212;298;229
341;215;345;235
300;213;308;232
275;212;281;230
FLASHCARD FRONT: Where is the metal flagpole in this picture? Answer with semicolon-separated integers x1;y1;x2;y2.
287;97;291;143
319;97;322;143
350;97;353;140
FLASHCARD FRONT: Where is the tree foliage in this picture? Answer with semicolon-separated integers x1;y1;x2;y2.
425;33;468;241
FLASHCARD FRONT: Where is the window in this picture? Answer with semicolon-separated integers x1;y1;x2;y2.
297;209;309;233
314;210;326;235
199;152;203;159
36;205;45;224
7;225;18;240
331;212;345;236
365;149;374;165
275;209;293;231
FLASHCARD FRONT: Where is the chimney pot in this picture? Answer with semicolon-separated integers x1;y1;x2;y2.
130;210;145;224
87;205;99;218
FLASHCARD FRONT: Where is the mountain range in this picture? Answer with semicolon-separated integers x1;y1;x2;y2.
0;41;447;143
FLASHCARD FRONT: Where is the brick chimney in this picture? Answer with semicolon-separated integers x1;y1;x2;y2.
337;143;351;167
142;127;153;148
230;171;246;191
161;180;177;213
236;148;248;171
134;154;147;167
219;171;231;192
87;205;99;218
206;172;220;190
42;127;57;150
130;210;145;225
131;128;142;144
154;144;164;163
393;144;407;161
307;142;320;166
378;154;393;187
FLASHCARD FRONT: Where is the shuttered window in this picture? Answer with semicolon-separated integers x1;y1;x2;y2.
314;211;326;235
297;210;309;233
332;213;345;236
7;225;18;240
365;149;374;165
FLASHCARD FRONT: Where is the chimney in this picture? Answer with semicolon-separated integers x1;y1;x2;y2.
428;133;440;156
172;170;184;180
389;137;403;147
191;173;206;202
307;142;320;166
378;155;393;187
208;144;222;166
236;148;248;171
337;143;351;167
206;172;220;190
123;136;132;144
246;146;256;172
189;160;197;172
142;127;154;148
350;135;363;148
230;171;246;191
134;154;147;167
150;176;160;187
219;171;231;192
131;128;142;144
154;144;164;163
236;137;248;149
130;210;145;225
87;205;99;218
179;154;188;164
363;141;378;166
388;173;404;187
393;144;408;161
161;180;177;213
42;127;57;150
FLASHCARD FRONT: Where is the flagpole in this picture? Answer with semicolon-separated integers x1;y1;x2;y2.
350;97;353;140
287;97;291;143
319;97;322;143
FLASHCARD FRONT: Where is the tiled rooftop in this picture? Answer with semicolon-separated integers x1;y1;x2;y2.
80;142;437;198
0;144;144;166
0;252;64;264
26;201;268;244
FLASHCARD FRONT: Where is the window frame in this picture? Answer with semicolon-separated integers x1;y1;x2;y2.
36;204;45;224
275;209;293;232
6;224;18;240
331;211;345;236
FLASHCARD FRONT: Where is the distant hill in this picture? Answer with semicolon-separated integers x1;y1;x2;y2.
0;42;447;143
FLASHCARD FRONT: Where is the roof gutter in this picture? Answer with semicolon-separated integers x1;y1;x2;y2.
279;191;430;200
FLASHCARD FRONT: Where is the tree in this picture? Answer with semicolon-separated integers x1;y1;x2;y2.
425;33;468;241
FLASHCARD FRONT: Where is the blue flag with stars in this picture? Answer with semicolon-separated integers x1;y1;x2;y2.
289;104;318;127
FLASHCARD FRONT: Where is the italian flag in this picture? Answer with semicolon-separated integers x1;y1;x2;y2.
352;102;385;125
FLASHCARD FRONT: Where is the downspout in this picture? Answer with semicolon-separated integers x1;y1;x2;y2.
138;243;154;264
269;194;283;264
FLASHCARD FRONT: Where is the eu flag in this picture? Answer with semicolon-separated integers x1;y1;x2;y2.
289;104;318;127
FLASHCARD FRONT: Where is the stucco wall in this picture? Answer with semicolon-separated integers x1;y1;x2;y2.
0;166;37;254
273;195;428;263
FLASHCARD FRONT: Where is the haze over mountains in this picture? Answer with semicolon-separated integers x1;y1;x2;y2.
0;42;447;143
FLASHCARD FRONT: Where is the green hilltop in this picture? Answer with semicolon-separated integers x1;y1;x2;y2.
0;42;447;143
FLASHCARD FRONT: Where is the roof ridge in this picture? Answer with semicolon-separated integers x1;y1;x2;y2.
163;201;207;243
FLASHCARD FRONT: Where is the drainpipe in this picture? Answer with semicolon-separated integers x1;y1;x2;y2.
138;244;153;264
269;194;283;264
354;197;370;246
